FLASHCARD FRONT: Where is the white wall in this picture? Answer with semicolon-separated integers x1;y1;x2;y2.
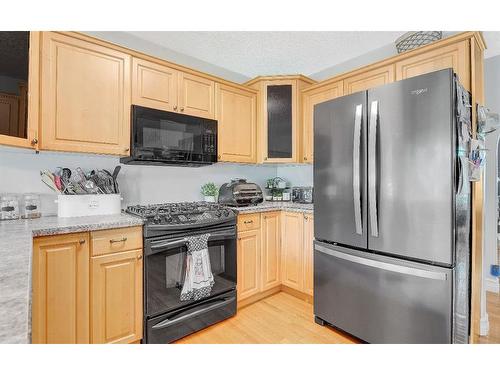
483;55;500;294
276;165;313;187
0;145;276;215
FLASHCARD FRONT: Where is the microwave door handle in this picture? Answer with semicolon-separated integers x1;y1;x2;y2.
368;100;379;238
353;104;363;235
151;296;236;330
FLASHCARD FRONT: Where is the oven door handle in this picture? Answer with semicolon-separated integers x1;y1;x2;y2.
151;296;236;330
150;238;188;251
209;229;237;241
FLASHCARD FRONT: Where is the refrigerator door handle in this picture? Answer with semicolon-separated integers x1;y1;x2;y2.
314;243;448;281
368;100;379;237
353;104;363;235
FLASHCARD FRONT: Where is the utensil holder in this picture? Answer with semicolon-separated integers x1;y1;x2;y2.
56;194;122;218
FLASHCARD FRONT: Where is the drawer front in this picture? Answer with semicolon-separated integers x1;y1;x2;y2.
91;226;143;256
237;213;261;231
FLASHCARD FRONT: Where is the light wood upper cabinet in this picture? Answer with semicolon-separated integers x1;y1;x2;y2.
132;57;178;112
91;249;143;344
179;72;215;119
237;229;261;301
32;233;90;344
302;81;343;163
261;212;281;291
344;64;395;95
281;212;304;291
395;40;470;90
216;83;257;163
303;214;314;296
40;32;131;156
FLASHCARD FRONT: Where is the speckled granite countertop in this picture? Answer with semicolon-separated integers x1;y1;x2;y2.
230;201;313;214
0;213;144;344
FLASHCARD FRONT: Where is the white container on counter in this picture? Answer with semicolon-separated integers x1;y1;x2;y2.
56;194;122;218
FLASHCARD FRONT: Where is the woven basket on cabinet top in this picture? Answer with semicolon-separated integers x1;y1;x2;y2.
395;31;442;53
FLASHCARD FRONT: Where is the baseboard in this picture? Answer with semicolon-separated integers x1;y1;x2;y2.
480;312;490;336
237;286;281;309
485;277;500;293
280;285;313;304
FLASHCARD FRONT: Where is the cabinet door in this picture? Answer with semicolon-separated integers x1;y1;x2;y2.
40;32;131;155
303;214;314;296
281;212;304;291
261;212;281;291
132;57;178;112
395;40;470;90
265;81;295;162
216;83;257;163
32;233;90;344
302;81;343;163
91;249;143;344
237;229;261;301
344;64;395;94
178;72;215;119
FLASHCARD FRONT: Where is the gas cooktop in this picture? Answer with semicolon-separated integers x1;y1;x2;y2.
126;202;236;236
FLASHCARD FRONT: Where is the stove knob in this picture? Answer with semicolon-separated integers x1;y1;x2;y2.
153;215;161;224
165;215;173;222
223;209;230;217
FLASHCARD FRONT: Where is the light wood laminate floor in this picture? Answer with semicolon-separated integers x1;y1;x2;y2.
478;291;500;344
175;292;358;344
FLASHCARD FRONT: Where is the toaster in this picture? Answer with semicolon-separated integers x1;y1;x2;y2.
291;186;313;204
218;179;264;207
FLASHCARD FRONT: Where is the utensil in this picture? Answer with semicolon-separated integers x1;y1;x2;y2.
40;171;60;193
111;166;121;193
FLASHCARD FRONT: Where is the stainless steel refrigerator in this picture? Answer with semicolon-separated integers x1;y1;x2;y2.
313;69;471;344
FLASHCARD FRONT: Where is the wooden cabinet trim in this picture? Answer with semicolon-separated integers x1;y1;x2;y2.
344;64;395;94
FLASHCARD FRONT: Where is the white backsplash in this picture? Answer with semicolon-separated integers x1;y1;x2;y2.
276;165;313;187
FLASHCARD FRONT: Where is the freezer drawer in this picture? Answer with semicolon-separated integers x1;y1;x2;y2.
314;241;453;343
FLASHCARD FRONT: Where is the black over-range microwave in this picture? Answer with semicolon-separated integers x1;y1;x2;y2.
120;105;218;167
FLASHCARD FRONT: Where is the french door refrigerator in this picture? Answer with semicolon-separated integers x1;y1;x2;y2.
313;69;471;344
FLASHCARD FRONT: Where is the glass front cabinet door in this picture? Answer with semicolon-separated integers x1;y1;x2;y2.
246;76;314;163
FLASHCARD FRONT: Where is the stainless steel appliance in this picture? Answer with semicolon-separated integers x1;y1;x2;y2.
313;69;471;344
218;179;264;207
126;202;237;343
121;105;217;166
291;186;313;204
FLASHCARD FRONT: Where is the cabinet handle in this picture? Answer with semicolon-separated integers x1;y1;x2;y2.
124;148;130;152
137;254;143;260
173;106;178;111
79;239;86;245
31;138;38;146
218;155;221;160
304;157;308;161
243;220;253;224
180;107;184;112
264;157;268;161
110;237;127;243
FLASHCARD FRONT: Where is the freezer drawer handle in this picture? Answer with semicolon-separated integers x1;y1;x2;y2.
368;100;379;237
315;244;448;280
353;104;363;235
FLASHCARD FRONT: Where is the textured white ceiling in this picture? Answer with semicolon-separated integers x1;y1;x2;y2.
126;31;500;78
127;31;404;77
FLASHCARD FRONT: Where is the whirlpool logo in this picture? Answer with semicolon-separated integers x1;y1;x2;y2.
410;88;428;95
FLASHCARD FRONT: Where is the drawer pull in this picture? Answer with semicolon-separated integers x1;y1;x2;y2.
110;237;128;244
137;254;143;260
79;239;86;245
243;220;253;224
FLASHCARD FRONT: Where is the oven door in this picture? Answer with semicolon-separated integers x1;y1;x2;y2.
129;105;217;165
144;225;237;318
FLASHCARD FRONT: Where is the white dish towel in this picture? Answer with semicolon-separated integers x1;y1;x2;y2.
180;233;215;301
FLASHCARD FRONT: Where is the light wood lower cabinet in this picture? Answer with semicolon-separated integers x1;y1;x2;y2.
32;226;143;344
281;212;304;291
91;249;143;344
237;229;261;301
261;212;281;291
303;214;314;296
32;233;90;344
236;211;314;305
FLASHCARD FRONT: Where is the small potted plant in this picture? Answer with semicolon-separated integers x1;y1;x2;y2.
201;182;218;203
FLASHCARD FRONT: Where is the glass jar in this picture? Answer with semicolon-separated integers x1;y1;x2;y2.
22;193;41;219
0;194;20;220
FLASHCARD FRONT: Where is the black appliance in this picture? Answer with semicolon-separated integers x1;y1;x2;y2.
121;105;217;167
218;178;264;207
126;202;237;344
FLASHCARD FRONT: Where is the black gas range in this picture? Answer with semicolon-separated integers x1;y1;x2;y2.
126;202;237;344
